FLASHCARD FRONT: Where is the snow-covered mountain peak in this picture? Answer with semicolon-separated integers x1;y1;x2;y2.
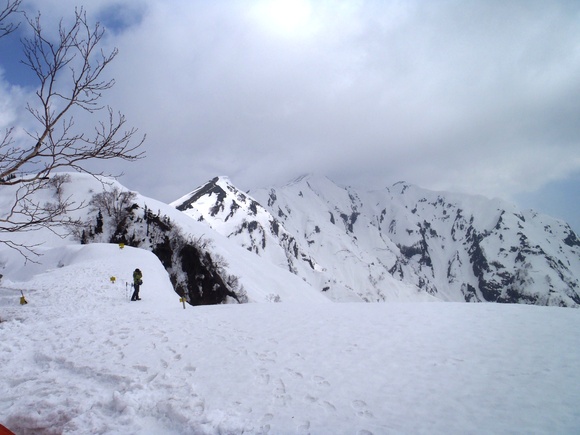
174;174;580;307
171;176;234;211
170;176;335;294
388;180;413;194
171;176;271;229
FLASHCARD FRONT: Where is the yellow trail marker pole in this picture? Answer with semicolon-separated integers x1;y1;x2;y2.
179;297;186;309
20;290;28;305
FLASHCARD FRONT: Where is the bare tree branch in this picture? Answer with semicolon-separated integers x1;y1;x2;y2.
0;0;21;38
0;6;146;257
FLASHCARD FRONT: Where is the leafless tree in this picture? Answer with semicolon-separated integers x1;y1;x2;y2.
0;6;145;258
0;0;20;38
89;186;137;230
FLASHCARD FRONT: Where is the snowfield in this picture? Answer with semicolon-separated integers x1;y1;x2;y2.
1;244;579;434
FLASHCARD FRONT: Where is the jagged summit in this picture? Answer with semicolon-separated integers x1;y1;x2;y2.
173;174;580;306
171;176;334;294
171;176;231;212
171;176;270;226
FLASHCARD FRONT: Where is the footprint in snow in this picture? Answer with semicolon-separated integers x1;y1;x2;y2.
321;401;337;412
254;351;277;363
296;419;310;432
304;394;318;403
352;400;374;418
312;375;330;387
284;368;304;379
274;379;290;406
146;373;158;383
192;402;205;416
233;401;253;414
254;368;271;385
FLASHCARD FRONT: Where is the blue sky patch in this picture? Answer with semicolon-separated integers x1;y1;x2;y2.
97;2;147;35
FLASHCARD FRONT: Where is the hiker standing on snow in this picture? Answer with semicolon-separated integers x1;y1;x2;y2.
131;268;143;301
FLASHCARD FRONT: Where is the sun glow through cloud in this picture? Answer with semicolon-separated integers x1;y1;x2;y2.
253;0;313;38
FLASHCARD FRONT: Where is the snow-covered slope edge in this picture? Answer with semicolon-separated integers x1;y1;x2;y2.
173;174;580;307
2;254;579;433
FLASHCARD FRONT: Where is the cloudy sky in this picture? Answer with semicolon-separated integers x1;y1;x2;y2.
1;0;579;232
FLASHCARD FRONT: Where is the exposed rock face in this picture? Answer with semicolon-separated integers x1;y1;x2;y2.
82;190;240;306
173;175;580;307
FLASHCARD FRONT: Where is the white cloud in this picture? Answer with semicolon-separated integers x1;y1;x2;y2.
4;1;580;230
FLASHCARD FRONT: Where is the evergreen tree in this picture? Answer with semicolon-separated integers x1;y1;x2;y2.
95;211;104;234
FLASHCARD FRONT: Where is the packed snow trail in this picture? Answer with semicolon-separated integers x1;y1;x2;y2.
1;244;580;434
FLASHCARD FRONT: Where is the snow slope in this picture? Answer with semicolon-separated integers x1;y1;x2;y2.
174;174;580;306
172;176;433;303
238;174;579;306
1;243;580;434
0;173;327;304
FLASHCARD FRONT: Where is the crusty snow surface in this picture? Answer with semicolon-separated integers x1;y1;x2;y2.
1;244;579;434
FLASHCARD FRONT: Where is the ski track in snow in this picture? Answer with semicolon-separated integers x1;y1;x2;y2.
1;245;580;434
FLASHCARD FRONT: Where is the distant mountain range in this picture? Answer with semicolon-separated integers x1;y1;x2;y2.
172;174;580;307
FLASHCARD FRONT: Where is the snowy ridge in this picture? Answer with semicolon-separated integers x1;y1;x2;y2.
375;182;580;305
172;176;429;302
173;174;580;306
257;176;580;306
0;173;327;304
171;176;318;270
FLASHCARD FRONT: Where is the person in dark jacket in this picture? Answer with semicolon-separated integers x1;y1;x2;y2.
131;268;143;301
